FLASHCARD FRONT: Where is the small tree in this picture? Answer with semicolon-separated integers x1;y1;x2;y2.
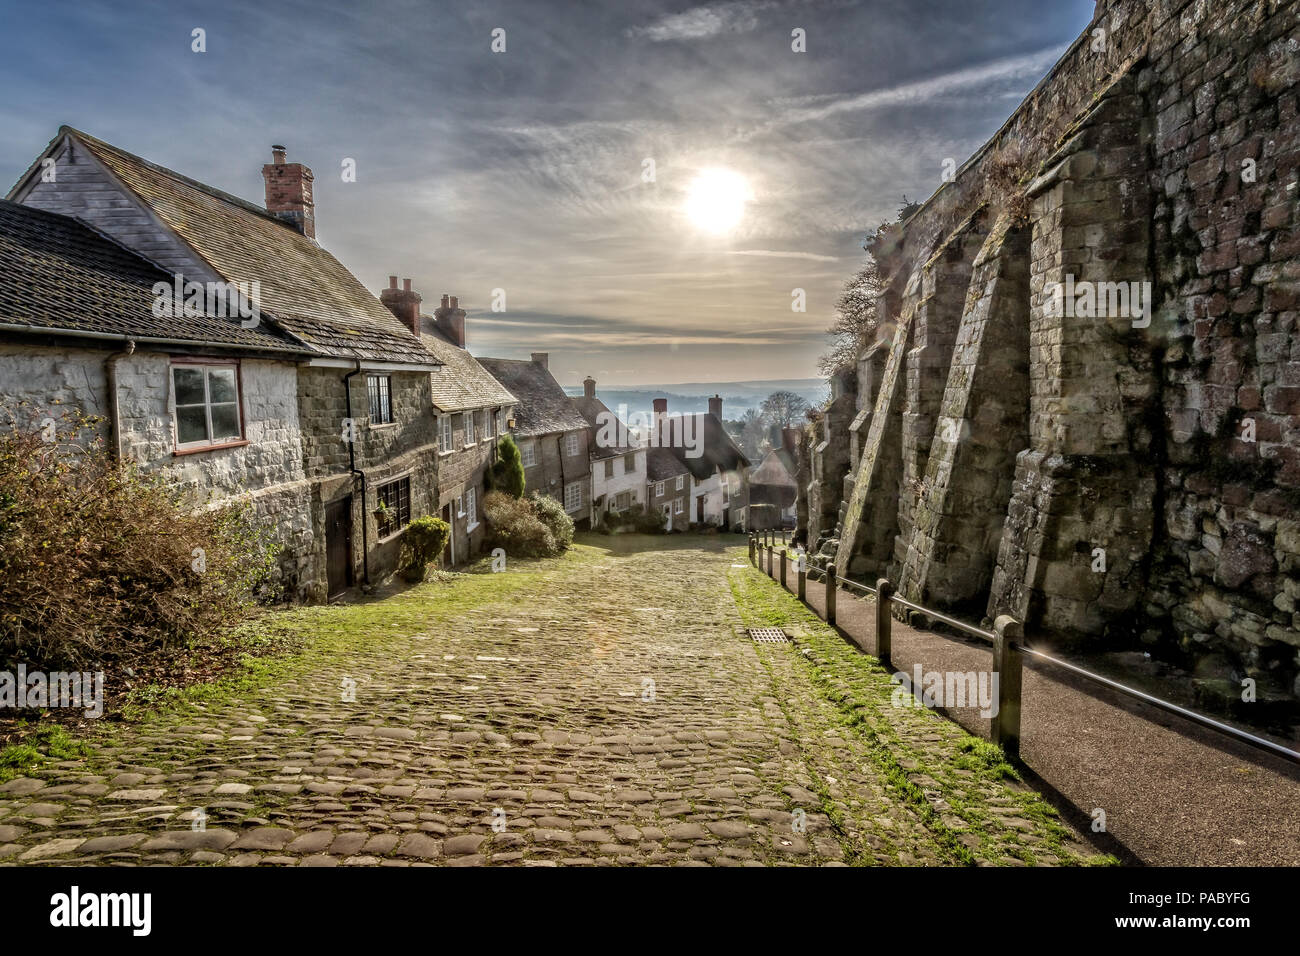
760;391;810;430
819;259;884;376
491;434;526;499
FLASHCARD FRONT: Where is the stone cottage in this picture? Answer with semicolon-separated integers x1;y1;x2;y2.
380;282;517;564
572;375;647;526
4;127;445;600
477;353;591;526
654;396;750;529
645;446;692;531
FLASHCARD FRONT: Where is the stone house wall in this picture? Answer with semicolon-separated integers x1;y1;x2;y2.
296;365;439;592
519;429;591;524
0;342;317;598
436;408;498;563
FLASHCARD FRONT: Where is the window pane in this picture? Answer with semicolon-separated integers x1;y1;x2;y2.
176;404;209;444
211;403;240;440
208;367;237;404
174;367;205;405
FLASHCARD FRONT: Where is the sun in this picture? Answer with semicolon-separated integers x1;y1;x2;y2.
685;168;751;234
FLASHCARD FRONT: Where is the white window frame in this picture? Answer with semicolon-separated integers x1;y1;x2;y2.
565;432;580;457
484;407;495;439
465;486;478;531
171;361;243;450
675;475;685;491
654;481;664;497
463;410;475;447
674;497;684;514
439;415;453;454
563;482;582;513
366;374;393;425
521;441;537;467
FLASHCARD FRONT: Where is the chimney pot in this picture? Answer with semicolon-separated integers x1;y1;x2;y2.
402;278;412;292
708;394;723;418
449;295;458;310
389;275;398;289
584;376;596;399
440;294;450;309
271;145;287;164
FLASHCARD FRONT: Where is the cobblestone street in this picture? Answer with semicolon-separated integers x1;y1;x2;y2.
0;536;1106;866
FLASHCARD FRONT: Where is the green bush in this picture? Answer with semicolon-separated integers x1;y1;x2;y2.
490;434;526;498
483;491;555;557
529;491;574;551
0;410;278;669
397;514;451;582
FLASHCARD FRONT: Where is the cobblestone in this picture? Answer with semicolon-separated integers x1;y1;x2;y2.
0;536;1104;866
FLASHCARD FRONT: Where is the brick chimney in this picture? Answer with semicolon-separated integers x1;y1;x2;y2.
653;397;668;445
708;394;723;419
262;145;315;239
531;352;549;369
434;293;466;348
781;427;800;454
379;276;422;336
583;376;596;399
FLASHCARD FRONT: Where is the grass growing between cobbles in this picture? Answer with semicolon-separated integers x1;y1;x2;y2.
6;549;595;782
727;556;1115;866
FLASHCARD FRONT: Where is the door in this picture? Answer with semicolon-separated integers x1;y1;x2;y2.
696;495;705;524
325;495;353;599
441;503;453;565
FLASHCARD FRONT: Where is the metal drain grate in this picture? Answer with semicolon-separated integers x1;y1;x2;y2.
748;627;790;644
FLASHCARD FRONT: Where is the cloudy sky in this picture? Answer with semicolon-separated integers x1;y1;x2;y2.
1;0;1095;386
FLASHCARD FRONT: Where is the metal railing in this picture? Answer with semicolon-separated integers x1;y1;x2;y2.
746;534;1300;766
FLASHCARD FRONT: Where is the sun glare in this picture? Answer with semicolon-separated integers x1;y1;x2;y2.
685;168;751;234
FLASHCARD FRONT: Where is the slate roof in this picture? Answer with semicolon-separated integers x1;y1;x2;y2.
646;446;690;482
671;412;750;481
476;358;589;437
420;324;516;412
572;394;638;459
0;200;308;355
17;128;439;366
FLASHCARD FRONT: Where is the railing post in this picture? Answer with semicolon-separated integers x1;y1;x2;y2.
766;545;774;577
875;578;894;667
992;616;1024;759
749;534;755;566
779;548;787;588
825;566;836;626
797;557;806;602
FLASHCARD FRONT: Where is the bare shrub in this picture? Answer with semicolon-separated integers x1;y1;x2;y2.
0;410;277;669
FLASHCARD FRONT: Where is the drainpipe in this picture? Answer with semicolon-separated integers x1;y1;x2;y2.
343;362;370;588
104;339;137;462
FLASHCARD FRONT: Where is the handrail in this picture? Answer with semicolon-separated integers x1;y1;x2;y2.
1016;644;1300;765
743;534;1300;766
891;593;996;643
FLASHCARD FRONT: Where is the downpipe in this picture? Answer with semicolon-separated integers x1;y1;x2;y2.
343;362;370;589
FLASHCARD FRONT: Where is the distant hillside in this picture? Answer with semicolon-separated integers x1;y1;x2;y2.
562;378;828;421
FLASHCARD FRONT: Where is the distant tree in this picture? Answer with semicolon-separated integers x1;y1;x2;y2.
739;408;765;459
760;391;810;430
819;258;884;376
490;434;526;498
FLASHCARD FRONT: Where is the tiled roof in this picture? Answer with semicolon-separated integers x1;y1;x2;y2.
49;128;439;366
476;358;589;437
420;324;516;412
646;446;689;482
572;394;638;459
0;200;308;355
